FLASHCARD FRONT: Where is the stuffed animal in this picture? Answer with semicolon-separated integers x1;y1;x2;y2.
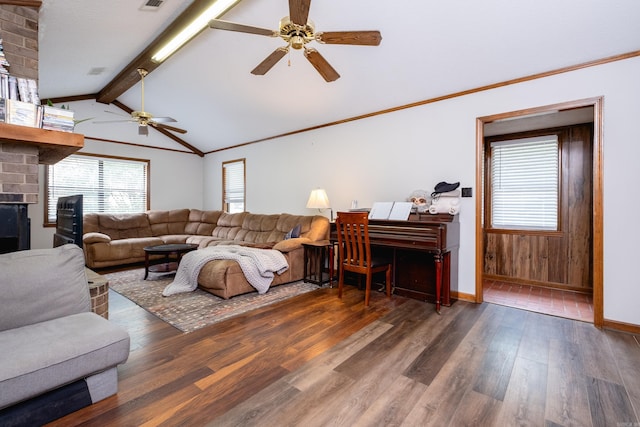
408;189;430;213
430;181;461;215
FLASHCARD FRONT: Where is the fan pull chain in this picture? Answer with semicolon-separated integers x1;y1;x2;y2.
288;49;291;67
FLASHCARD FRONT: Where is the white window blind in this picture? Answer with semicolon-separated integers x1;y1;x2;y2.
47;154;148;223
490;135;559;230
223;159;245;213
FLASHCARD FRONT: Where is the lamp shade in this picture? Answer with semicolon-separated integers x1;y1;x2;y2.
306;188;330;209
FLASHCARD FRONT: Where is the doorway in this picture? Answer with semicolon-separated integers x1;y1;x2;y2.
475;97;604;327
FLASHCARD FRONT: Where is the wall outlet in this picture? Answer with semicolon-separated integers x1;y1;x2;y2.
461;187;472;197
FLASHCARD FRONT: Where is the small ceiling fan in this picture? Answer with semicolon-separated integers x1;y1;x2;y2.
209;0;382;82
95;68;187;136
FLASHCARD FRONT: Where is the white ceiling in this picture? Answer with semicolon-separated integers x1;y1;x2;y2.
38;0;640;154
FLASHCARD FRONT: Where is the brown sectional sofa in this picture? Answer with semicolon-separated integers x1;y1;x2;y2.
83;209;329;299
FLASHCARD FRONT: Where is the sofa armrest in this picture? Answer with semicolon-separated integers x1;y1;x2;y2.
83;232;111;244
272;237;311;253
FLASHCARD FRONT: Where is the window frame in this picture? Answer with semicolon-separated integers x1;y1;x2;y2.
44;152;150;226
484;130;563;234
222;158;246;213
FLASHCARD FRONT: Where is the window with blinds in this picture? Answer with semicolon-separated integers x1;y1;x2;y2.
223;159;245;213
46;153;149;224
490;135;559;230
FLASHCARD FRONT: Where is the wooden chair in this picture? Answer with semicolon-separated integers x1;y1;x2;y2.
335;211;392;306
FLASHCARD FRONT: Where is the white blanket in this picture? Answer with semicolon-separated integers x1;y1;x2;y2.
162;245;289;297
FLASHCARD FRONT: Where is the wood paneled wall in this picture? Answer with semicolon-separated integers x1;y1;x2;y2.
483;124;593;292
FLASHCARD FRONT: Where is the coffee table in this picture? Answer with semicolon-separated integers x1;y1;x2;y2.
143;243;198;280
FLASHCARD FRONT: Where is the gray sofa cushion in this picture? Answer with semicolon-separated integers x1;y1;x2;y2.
0;312;130;409
0;245;90;331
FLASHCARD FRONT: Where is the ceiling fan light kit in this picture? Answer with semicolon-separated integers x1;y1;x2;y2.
209;0;382;82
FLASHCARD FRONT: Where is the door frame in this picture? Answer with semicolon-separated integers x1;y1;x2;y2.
475;96;604;327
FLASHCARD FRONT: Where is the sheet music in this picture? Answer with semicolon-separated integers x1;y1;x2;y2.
369;201;413;220
388;202;413;220
369;202;394;220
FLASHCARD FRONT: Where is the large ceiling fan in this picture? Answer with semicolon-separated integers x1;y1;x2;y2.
96;68;187;136
209;0;382;82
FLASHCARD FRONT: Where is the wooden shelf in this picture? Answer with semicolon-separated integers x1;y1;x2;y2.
0;122;84;164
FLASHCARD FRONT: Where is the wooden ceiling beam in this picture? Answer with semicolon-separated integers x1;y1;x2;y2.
112;100;204;157
96;0;240;104
0;1;42;7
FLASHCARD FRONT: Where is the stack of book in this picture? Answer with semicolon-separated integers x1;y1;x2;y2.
0;36;48;128
3;99;40;127
41;105;75;132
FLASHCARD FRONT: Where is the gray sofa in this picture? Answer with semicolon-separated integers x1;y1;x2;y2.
0;244;130;425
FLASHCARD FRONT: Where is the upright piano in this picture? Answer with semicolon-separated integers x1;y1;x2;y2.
331;213;460;313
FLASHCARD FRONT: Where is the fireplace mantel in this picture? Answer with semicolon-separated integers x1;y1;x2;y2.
0;122;84;164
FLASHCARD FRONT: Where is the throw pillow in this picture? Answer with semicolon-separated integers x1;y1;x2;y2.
284;224;301;240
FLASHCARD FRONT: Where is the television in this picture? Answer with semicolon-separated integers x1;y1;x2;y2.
53;194;83;248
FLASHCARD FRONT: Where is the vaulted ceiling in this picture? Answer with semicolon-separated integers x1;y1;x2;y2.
39;0;640;155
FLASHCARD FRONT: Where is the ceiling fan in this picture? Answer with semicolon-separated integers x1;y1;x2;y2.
209;0;382;82
96;68;187;136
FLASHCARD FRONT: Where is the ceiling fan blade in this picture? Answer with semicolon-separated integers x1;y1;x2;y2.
209;19;277;37
150;121;187;134
251;47;289;75
150;116;177;124
316;30;382;46
304;48;340;82
104;110;131;118
138;124;148;136
93;119;135;124
289;0;311;26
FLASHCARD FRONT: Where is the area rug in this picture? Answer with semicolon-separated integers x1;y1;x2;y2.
105;269;319;333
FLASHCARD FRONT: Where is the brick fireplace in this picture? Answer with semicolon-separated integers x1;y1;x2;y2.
0;4;39;254
0;4;83;253
0;142;38;253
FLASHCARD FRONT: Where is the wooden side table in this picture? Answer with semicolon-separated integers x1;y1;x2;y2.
302;240;334;286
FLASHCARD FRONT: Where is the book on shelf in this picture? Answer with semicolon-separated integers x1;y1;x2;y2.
5;99;38;127
16;77;29;103
368;201;413;221
8;75;17;100
27;79;39;105
41;105;75;132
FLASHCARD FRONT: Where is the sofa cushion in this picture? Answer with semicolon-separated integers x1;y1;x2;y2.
235;214;281;243
273;237;310;253
84;213;152;240
147;209;190;236
211;212;247;240
91;237;163;262
0;312;130;410
0;245;89;332
83;232;111;244
277;214;329;241
183;209;222;236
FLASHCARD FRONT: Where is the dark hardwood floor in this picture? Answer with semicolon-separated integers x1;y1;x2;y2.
47;283;640;426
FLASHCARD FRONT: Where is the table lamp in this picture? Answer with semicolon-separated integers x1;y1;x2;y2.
306;188;333;221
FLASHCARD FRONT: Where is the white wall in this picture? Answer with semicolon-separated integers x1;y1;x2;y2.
30;136;204;250
204;56;640;326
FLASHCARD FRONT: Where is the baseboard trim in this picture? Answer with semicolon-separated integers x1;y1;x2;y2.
602;318;640;334
451;291;476;303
